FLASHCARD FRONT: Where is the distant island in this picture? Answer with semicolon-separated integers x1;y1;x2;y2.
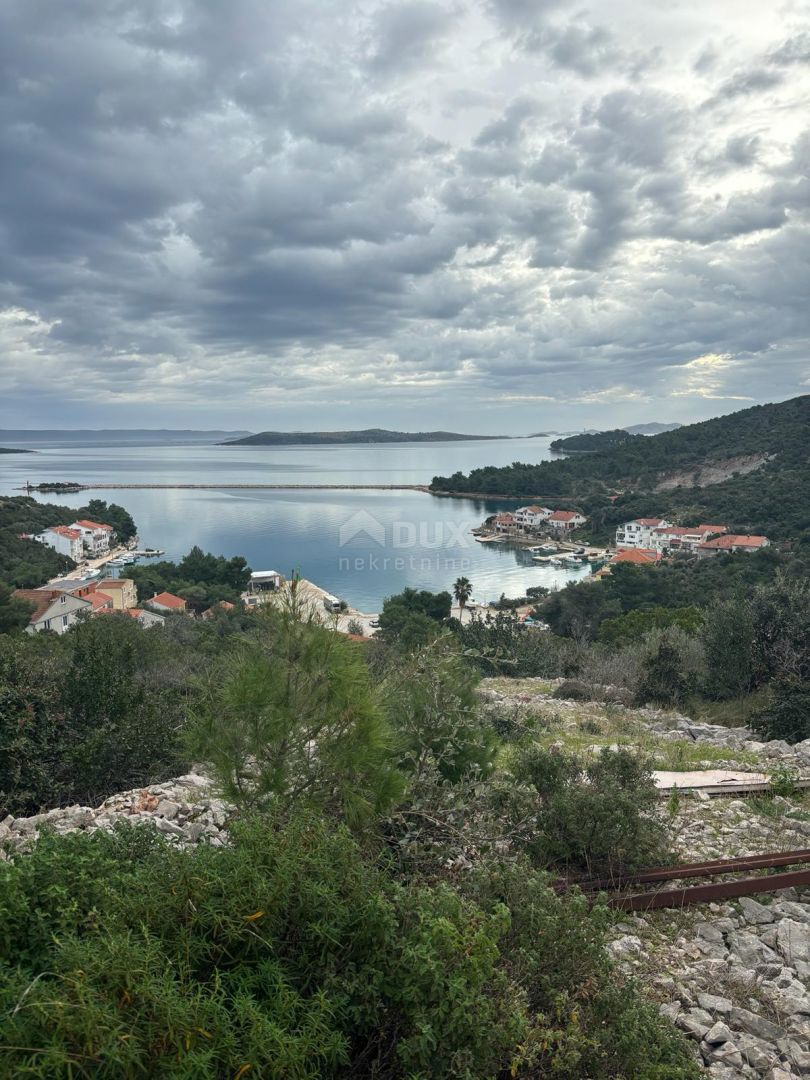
0;429;252;447
550;429;641;453
222;429;507;446
0;447;34;454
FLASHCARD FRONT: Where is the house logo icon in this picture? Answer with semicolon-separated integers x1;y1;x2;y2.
339;510;386;547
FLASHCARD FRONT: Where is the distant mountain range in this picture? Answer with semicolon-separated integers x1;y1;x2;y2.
222;428;506;446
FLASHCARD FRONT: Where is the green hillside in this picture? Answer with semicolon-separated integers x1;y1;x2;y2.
431;395;810;542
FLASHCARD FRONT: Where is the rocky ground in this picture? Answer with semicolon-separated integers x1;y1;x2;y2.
0;772;230;855
2;679;809;1076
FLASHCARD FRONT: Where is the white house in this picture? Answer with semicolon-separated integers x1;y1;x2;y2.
72;519;113;556
615;518;672;549
546;510;587;533
650;524;727;554
514;505;552;529
13;589;92;634
34;525;85;561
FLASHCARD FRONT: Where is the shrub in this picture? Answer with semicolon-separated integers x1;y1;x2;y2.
552;679;592;701
0;619;188;816
0;817;698;1080
382;638;498;782
636;628;704;707
188;593;403;827
507;746;672;876
0;816;527;1079
751;678;810;744
701;596;754;699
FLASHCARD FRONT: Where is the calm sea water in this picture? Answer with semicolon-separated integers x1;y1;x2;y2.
0;439;589;612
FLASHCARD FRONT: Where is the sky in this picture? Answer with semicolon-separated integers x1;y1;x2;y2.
1;0;809;433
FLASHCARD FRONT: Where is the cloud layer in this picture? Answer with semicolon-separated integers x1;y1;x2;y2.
1;0;809;429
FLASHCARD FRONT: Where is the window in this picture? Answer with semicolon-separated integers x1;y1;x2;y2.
62;614;69;628
60;594;66;604
43;619;51;630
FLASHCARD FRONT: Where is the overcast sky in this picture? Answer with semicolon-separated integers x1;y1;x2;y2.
1;0;809;433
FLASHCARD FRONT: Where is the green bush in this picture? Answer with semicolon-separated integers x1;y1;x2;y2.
0;816;697;1079
189;596;402;826
0;816;526;1079
751;677;810;744
507;746;672;876
552;679;592;701
0;618;188;816
383;638;498;782
636;629;703;707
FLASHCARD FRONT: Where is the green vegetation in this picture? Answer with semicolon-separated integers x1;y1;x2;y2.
127;545;251;609
0;495;136;590
550;428;638;453
432;393;810;544
189;590;402;826
377;586;452;649
0;816;696;1080
0;616;190;817
0;589;700;1078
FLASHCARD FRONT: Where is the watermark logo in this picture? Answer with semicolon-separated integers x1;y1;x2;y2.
338;510;386;547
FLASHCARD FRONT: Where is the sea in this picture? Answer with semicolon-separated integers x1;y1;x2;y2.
0;438;591;612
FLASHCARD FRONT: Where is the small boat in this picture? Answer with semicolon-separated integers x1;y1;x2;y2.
81;567;101;577
532;554;554;563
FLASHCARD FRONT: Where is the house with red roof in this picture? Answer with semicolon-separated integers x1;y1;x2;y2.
201;600;236;620
33;525;84;561
494;512;517;532
13;588;92;635
697;534;770;557
72;519;113;556
651;524;727;554
146;591;188;613
615;517;672;549
514;505;552;529
610;548;662;566
546;509;587;533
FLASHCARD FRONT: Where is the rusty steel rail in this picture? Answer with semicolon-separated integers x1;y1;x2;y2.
607;867;810;912
555;849;810;912
561;848;810;893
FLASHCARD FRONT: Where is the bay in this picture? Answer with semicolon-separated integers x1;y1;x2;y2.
0;438;589;611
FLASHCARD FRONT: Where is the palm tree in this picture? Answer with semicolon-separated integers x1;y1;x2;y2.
453;576;473;616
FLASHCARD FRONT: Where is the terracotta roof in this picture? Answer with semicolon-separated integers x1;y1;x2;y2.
633;517;668;527
495;513;515;523
87;591;114;610
74;519;113;531
148;591;187;609
697;524;728;534
48;525;82;539
521;505;546;513
548;510;583;522
610;548;661;565
96;578;132;588
699;534;769;550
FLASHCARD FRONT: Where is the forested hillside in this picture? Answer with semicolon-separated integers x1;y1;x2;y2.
432;395;810;542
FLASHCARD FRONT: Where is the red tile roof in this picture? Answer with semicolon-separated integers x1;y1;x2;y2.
49;525;82;539
87;591;114;610
634;517;668;527
148;591;187;610
610;548;661;565
495;513;515;523
548;510;583;522
74;519;113;531
699;534;769;550
697;524;728;534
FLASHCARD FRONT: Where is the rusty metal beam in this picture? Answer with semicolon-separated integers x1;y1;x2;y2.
562;848;810;893
607;867;810;912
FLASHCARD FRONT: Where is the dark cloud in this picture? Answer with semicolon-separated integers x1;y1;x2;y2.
0;0;808;430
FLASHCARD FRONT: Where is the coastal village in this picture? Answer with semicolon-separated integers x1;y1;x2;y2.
10;503;772;638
